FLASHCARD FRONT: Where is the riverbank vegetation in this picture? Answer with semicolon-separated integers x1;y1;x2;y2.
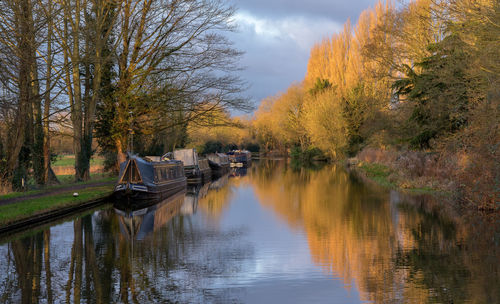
252;0;499;209
0;0;249;193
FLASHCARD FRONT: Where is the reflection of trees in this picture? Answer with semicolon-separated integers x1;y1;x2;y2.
393;199;499;304
0;188;253;303
43;230;53;303
198;175;233;220
250;163;500;303
11;235;43;304
111;203;252;303
0;230;52;303
1;163;497;303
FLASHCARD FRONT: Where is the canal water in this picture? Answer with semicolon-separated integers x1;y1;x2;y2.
1;160;499;303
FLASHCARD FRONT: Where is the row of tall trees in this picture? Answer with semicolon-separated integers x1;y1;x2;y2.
254;2;395;158
0;0;248;190
253;0;499;207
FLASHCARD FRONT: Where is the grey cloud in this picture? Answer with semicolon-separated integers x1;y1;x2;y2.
232;0;378;22
227;0;381;112
228;26;310;111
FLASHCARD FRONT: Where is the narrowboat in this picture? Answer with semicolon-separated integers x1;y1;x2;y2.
227;150;252;167
207;153;230;176
114;153;187;208
173;148;211;184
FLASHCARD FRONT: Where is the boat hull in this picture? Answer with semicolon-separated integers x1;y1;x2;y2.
208;163;230;178
184;167;212;184
227;151;252;167
114;177;187;209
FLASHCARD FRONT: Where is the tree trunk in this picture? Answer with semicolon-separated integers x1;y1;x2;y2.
8;0;37;190
72;2;85;182
6;0;32;180
32;35;44;185
43;0;58;185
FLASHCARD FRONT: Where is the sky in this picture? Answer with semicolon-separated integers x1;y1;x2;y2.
228;0;381;112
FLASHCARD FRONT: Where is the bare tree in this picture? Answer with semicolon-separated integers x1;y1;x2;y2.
54;0;120;181
0;0;40;187
110;0;249;164
0;0;64;188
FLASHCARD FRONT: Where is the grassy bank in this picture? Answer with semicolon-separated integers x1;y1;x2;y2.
0;176;115;201
51;155;105;177
354;161;441;195
52;154;105;167
56;173;112;184
0;185;113;226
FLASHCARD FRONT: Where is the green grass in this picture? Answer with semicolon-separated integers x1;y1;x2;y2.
56;173;113;184
358;162;395;188
0;175;116;201
52;155;105;167
0;186;113;226
0;189;46;200
358;162;443;194
405;187;440;195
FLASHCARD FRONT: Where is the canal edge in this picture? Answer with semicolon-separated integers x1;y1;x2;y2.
0;193;112;237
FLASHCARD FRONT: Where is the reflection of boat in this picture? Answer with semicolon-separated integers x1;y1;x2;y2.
227;150;252;167
209;173;229;190
114;154;187;207
182;182;211;215
207;153;230;177
197;174;233;219
229;167;247;178
173;149;211;184
115;190;185;240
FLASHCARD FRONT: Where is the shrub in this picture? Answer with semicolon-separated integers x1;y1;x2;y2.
202;140;224;154
244;142;260;153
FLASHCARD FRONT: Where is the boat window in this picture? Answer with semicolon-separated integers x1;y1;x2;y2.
121;160;142;183
130;161;142;183
157;168;161;181
120;163;129;184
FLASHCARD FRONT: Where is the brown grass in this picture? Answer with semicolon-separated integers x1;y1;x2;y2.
356;147;454;191
52;164;105;176
0;180;11;196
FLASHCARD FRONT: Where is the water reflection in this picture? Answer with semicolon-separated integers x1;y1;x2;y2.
198;173;233;220
115;191;186;241
229;167;248;178
0;161;498;303
249;161;499;303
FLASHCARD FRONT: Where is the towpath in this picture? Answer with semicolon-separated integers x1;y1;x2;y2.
0;181;115;206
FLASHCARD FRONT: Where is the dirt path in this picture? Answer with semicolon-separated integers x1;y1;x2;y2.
0;181;115;206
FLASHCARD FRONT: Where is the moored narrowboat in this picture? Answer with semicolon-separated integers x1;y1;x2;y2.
114;153;187;208
227;150;252;167
207;153;230;176
173;148;211;184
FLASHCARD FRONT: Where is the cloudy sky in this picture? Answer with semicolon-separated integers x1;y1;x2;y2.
227;0;380;111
